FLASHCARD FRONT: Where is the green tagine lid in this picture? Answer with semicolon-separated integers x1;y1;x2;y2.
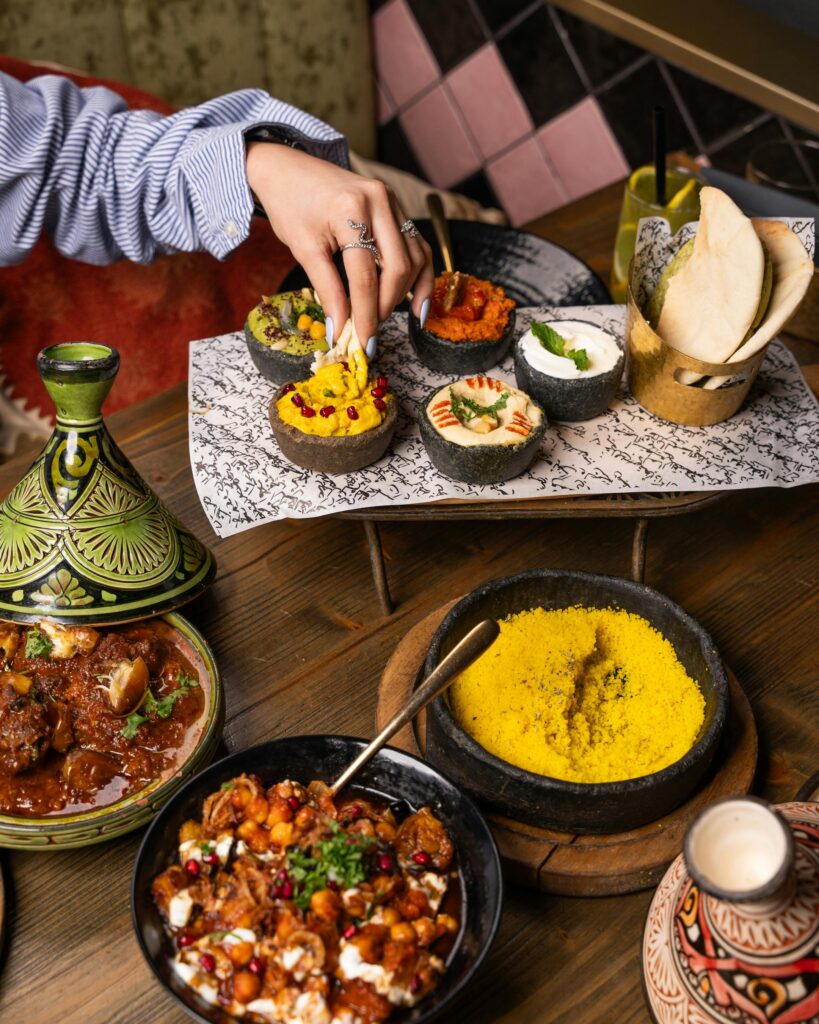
0;344;216;624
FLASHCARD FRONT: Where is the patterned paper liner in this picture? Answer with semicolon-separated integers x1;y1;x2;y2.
189;306;819;538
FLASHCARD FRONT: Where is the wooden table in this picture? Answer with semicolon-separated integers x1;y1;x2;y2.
1;182;817;1024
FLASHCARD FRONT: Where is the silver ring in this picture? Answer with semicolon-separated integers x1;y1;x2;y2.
400;218;419;238
342;219;381;264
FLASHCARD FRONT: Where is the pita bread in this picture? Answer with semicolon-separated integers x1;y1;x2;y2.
656;187;765;363
311;318;363;373
703;219;813;389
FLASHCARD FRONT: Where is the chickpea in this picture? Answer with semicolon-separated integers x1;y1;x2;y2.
412;917;437;946
227;941;254;967
309;888;341;922
247;795;270;824
381;907;400;927
231;787;252;809
437;913;459;935
375;821;396;842
266;798;294;827
344;893;366;918
389;922;416;944
233;970;262;1005
178;820;202;843
270;821;294;848
295;806;316;830
236;911;255;929
237;819;270;853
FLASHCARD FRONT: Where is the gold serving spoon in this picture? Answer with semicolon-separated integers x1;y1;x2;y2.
426;193;465;313
329;619;500;796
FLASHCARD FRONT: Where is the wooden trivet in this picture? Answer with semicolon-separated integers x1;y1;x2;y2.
376;601;758;896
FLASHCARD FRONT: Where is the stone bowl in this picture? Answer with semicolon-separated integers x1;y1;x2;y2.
418;384;546;485
424;569;729;835
513;323;625;422
0;612;223;850
244;321;318;386
132;735;503;1024
408;309;516;374
268;385;398;475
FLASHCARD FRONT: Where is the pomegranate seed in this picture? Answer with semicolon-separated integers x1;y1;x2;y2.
328;880;339;891
199;953;216;973
412;851;431;866
376;376;388;388
346;407;359;421
348;804;363;818
410;975;422;994
185;858;200;877
301;406;316;418
377;853;394;872
277;869;289;882
371;386;386;398
374;398;386;412
248;957;263;976
291;393;304;407
272;885;283;899
280;881;294;899
203;852;219;866
343;925;358;940
248;773;263;785
287;796;300;811
177;933;195;949
319;405;335;418
281;383;296;394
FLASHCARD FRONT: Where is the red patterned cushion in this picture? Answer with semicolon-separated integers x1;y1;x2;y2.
0;55;294;443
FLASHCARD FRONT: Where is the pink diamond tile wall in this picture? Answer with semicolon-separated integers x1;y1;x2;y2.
371;0;817;226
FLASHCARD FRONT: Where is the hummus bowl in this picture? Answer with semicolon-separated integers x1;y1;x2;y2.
424;570;729;835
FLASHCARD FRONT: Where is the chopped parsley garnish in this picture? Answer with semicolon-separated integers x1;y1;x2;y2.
322;388;335;398
220;781;233;791
286;822;376;910
25;628;52;660
119;671;199;739
449;387;509;427
531;321;589;371
303;303;326;324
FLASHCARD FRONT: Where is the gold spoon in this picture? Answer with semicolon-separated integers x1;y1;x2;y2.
426;193;465;313
329;619;500;795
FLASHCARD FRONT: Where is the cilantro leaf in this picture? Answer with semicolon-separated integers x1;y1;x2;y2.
286;823;376;910
120;671;198;738
449;388;510;427
120;712;147;740
531;321;589;371
303;303;326;324
25;628;52;660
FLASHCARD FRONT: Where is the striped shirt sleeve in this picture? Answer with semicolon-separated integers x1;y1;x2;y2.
0;71;349;266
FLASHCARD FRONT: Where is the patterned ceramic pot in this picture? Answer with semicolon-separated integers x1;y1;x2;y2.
643;797;819;1023
0;611;224;850
0;344;216;624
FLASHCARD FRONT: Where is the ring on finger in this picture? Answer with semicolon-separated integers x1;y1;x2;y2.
399;218;419;239
341;219;381;264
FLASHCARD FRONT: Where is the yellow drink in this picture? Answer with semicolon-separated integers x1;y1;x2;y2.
610;166;701;303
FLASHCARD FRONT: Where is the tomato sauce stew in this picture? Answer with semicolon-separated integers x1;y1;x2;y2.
152;776;461;1023
0;619;204;816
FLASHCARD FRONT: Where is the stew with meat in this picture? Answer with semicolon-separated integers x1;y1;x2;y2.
0;619;204;816
152;775;461;1023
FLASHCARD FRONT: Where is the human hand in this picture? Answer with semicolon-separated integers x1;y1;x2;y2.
246;143;433;352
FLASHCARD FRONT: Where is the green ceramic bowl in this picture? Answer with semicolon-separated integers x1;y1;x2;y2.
0;612;223;850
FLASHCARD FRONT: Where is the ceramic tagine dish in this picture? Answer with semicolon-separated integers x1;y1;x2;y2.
268;320;397;474
514;319;624;422
244;288;330;385
643;795;819;1024
408;271;517;374
419;376;546;485
0;344;223;848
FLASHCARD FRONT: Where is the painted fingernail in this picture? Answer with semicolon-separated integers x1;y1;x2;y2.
366;336;377;359
419;298;430;329
325;316;334;347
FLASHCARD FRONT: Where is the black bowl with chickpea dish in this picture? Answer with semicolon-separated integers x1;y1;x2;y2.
132;735;502;1024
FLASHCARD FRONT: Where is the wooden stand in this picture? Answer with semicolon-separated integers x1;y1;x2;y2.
377;601;758;896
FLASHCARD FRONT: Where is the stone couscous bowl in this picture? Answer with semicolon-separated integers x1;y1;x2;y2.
424;569;729;835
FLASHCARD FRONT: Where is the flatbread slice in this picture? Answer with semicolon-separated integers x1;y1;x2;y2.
703;219;813;389
656;187;765;363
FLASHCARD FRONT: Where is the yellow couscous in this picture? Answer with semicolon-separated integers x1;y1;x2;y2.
448;606;705;783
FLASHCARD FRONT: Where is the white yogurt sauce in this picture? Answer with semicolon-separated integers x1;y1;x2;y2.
519;320;621;380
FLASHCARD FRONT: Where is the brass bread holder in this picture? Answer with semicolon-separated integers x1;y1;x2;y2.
626;278;768;427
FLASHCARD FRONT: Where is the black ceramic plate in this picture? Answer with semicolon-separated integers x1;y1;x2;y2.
132;735;503;1024
280;219;611;307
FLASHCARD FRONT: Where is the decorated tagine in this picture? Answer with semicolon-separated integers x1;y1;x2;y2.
643;795;819;1023
0;344;216;623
